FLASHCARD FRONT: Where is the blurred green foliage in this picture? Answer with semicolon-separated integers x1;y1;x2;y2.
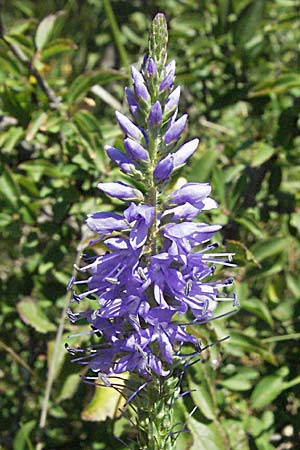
0;0;300;449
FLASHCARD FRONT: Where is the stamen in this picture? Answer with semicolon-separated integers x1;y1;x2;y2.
184;279;193;296
105;277;119;284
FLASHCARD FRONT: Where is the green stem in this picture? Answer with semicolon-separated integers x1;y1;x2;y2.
103;0;130;72
135;14;175;448
137;377;179;450
36;248;82;450
262;333;300;343
140;121;177;450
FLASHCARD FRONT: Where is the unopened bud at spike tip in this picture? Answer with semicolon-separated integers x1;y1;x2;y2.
149;13;168;70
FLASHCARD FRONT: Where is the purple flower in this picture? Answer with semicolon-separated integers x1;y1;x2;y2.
159;60;176;92
86;211;128;234
164;114;188;145
124;137;149;161
153;139;199;183
69;16;236;386
165;86;181;113
124;203;155;249
147;57;157;76
170;183;218;211
161;202;200;221
170;182;211;205
131;66;150;101
105;145;135;174
164;222;222;241
154;154;174;182
115;111;143;141
98;181;144;201
115;330;170;377
173;138;199;167
141;54;147;71
148;101;163;128
125;87;139;116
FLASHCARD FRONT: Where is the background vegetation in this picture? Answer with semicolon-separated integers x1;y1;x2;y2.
0;0;300;449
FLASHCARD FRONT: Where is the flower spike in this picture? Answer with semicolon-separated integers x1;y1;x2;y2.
68;12;236;450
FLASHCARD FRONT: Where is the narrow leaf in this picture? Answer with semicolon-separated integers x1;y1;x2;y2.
13;420;35;450
233;0;266;47
35;11;65;50
17;297;56;334
25;112;48;141
67;69;126;104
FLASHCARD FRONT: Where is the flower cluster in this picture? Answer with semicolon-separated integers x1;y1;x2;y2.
67;15;236;382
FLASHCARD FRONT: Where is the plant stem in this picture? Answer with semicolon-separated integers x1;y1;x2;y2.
137;377;179;450
103;0;130;72
36;250;82;450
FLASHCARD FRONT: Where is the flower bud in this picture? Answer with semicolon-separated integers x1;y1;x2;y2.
159;60;176;92
165;86;181;113
147;101;162;128
98;181;144;201
105;145;135;174
115;111;143;141
125;87;138;117
131;66;150;101
164;114;188;145
147;57;157;76
124;138;149;161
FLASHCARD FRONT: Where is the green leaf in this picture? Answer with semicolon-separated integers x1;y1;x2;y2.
251;237;287;262
19;160;69;181
67;69;126;104
7;18;34;36
221;375;253;391
103;0;129;69
15;175;40;196
13;420;35;450
187;368;216;420
25;112;48;141
251;374;285;409
216;0;231;33
0;127;25;152
221;367;259;392
233;0;266;47
35;11;65;50
242;298;273;326
47;334;68;380
263;333;300;343
225;331;276;364
290;212;300;234
73;110;103;141
17;297;56;334
81;378;126;421
250;142;275;167
41;38;77;60
223;420;249;450
250;73;300;97
246;411;275;449
72;110;106;168
235;216;265;239
286;272;300;297
53;271;70;285
226;239;260;266
188;417;227;450
57;372;81;402
0;165;21;208
5;34;34;59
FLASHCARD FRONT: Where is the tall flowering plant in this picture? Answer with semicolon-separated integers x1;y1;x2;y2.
67;13;237;450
